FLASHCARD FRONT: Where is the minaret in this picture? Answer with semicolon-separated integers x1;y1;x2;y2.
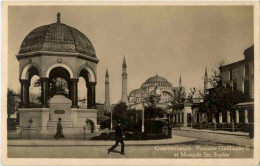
204;67;208;93
121;56;128;103
179;75;182;88
178;75;183;101
105;68;110;107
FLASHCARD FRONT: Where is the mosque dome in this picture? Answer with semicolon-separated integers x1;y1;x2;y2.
141;74;172;88
144;74;169;83
18;13;96;59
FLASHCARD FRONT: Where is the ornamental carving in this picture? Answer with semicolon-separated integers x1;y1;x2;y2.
57;58;62;63
43;60;75;78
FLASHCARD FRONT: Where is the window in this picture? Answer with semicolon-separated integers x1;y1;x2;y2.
245;64;249;76
233;82;237;91
244;80;250;96
229;69;232;80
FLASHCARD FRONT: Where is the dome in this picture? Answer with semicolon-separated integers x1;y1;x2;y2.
144;74;169;83
19;13;96;58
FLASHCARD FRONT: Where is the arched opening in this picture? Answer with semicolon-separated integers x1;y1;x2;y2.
245;64;249;76
29;75;41;107
78;69;96;109
20;66;40;108
44;66;79;108
49;67;71;98
78;77;88;108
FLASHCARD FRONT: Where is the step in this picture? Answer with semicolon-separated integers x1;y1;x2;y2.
47;121;73;127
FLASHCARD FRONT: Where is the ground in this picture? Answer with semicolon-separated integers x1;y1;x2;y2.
7;129;253;158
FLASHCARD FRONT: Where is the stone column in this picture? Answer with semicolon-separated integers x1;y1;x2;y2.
219;112;222;124
87;82;96;109
40;77;49;108
70;79;79;108
227;111;231;123
20;79;29;108
183;112;187;127
244;109;248;123
142;108;144;133
212;113;216;123
68;82;72;100
176;112;179;122
235;110;239;123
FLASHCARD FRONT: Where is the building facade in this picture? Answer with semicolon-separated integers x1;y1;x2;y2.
172;45;254;129
219;45;254;124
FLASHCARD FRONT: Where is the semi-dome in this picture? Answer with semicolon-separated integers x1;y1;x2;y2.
144;74;169;83
19;13;96;58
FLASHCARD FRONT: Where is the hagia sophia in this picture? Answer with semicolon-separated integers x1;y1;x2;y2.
102;56;189;112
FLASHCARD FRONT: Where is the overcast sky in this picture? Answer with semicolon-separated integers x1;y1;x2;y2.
8;6;253;104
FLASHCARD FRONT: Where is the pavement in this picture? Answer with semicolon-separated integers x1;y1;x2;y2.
172;128;253;148
8;135;197;146
174;127;249;136
7;133;253;158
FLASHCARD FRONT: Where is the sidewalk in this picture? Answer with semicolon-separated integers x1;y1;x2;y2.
8;135;197;146
173;127;249;137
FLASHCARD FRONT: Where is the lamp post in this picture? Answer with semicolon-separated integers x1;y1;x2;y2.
110;109;113;130
141;102;145;133
142;108;144;133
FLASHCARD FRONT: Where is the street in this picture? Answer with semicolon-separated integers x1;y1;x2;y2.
8;129;253;158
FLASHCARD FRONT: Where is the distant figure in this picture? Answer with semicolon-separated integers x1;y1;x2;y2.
54;117;64;140
108;121;125;155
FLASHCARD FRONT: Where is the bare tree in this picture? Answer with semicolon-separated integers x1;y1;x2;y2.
209;60;225;88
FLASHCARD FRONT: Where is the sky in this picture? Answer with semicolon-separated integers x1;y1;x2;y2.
8;6;253;104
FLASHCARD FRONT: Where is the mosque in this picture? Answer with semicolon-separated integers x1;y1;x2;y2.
104;56;184;111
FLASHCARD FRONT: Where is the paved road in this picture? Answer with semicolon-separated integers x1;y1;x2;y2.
8;134;253;158
172;129;253;148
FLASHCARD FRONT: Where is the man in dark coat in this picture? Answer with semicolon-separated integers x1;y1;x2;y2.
108;121;125;155
54;117;64;140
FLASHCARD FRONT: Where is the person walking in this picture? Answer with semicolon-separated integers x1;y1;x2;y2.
54;117;64;140
108;121;125;155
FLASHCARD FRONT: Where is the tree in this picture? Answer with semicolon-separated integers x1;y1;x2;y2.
7;89;16;119
144;95;160;108
200;60;251;125
143;95;165;120
112;102;127;123
202;84;249;122
7;89;19;127
208;60;225;88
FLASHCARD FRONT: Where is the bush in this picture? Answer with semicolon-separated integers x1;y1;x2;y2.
99;118;111;130
145;120;164;134
123;120;142;132
91;132;115;140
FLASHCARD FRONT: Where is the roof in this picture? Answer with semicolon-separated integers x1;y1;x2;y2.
144;74;169;83
18;13;96;59
220;45;254;70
